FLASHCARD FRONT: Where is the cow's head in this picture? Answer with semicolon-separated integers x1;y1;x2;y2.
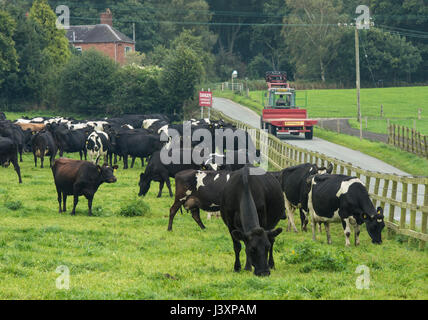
98;164;118;183
232;227;282;277
363;207;385;244
138;172;151;196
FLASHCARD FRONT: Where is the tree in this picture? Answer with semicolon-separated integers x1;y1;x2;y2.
112;65;163;114
58;50;118;115
161;44;203;116
0;10;18;89
283;0;348;82
29;0;70;66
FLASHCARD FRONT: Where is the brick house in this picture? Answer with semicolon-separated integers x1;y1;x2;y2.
66;9;135;65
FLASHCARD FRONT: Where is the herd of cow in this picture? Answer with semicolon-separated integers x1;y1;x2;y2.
0;111;385;277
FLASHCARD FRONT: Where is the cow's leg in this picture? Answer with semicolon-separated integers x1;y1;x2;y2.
325;222;332;244
190;208;206;230
33;152;37;167
268;238;276;269
87;195;93;216
168;200;182;231
140;157;144;167
62;194;67;212
231;237;242;272
19;148;23;162
350;219;360;246
40;154;44;168
12;159;22;183
84;148;87;161
284;198;298;232
244;245;252;271
164;176;173;197
300;208;309;232
123;154;128;169
57;190;62;213
311;212;317;241
79;150;83;160
71;186;80;215
130;156;135;169
342;218;351;247
157;180;164;198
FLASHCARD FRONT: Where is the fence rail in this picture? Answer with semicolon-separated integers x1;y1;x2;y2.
211;109;428;249
388;124;428;159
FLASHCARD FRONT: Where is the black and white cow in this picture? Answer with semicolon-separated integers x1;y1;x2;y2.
86;131;111;165
301;174;385;246
278;163;333;232
220;166;285;276
168;169;232;231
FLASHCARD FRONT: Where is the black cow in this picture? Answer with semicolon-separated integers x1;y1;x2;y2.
0;136;22;183
31;130;58;168
0;112;6;121
301;174;385;246
220;166;285;276
0;121;25;162
52;158;118;216
114;130;163;169
279;163;333;232
48;124;90;160
168;169;233;231
138;148;201;198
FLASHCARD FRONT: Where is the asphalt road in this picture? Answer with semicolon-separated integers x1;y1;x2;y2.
213;97;423;226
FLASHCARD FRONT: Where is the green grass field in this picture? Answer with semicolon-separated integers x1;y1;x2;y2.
246;86;428;119
0;152;427;299
214;87;428;176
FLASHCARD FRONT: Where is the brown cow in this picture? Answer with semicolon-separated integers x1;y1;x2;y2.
15;123;45;132
52;158;118;215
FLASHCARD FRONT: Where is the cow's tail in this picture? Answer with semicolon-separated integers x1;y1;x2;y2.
242;165;249;188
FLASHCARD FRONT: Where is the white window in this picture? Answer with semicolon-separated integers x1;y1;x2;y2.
75;46;82;54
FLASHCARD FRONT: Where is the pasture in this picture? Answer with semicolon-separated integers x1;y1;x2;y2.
0;151;427;299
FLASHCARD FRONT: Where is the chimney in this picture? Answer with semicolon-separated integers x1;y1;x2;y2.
100;8;113;27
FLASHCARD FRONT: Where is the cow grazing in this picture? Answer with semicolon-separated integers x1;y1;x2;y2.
31;130;57;168
279;163;333;232
138;149;201;198
0;137;22;183
52;158;118;216
302;174;385;246
220;166;285;276
168;169;232;231
86;131;111;165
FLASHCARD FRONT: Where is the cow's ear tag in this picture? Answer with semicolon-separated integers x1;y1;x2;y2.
113;169;117;173
362;213;367;219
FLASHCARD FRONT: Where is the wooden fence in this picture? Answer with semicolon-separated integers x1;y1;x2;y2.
211;109;428;249
388;124;428;159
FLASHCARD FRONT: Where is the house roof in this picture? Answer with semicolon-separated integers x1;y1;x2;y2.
66;24;135;44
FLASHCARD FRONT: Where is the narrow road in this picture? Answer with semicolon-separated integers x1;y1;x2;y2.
213;97;408;175
213;97;423;226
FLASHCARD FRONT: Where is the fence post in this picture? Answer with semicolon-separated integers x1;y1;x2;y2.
388;180;398;238
408;183;418;245
419;183;427;249
400;182;408;230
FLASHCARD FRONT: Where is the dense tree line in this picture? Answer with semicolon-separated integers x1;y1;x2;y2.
0;0;426;114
